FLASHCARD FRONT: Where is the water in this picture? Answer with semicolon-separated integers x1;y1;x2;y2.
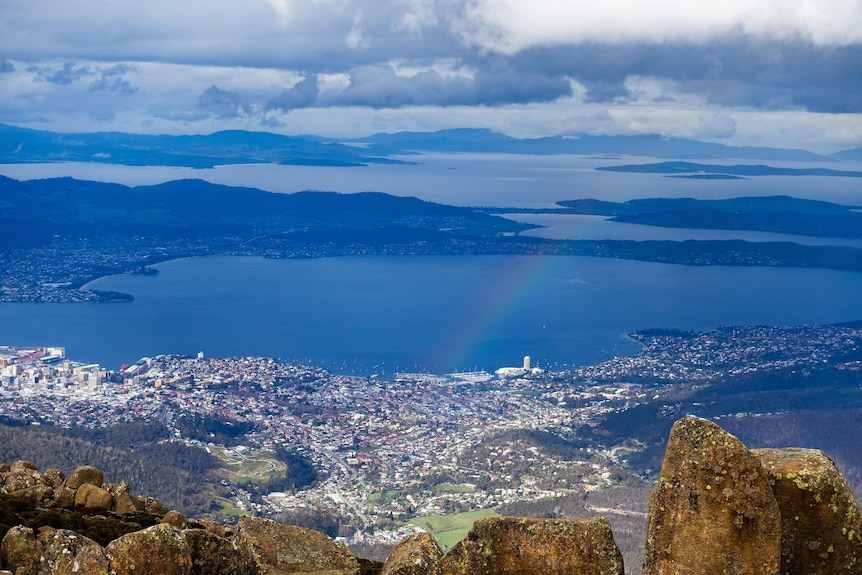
3;154;862;208
4;255;862;375
506;214;862;247
3;155;862;374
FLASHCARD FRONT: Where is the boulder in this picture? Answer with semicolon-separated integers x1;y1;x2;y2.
67;466;105;490
439;516;624;575
184;528;257;575
112;492;142;514
8;484;55;507
38;529;108;575
3;463;41;493
104;482;130;497
756;448;862;574
105;524;192;575
75;483;113;512
380;532;443;575
235;516;360;575
9;461;38;473
0;526;41;575
54;486;78;509
163;510;189;530
42;468;65;489
642;416;781;575
144;496;170;516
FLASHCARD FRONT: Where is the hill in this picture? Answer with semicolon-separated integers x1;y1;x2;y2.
4;123;856;167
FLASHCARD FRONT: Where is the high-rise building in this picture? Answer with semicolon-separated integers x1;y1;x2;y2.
523;355;531;370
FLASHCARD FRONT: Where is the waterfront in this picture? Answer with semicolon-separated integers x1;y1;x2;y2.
4;154;862;373
4;254;862;374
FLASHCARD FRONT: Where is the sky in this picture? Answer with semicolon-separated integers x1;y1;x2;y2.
1;0;861;152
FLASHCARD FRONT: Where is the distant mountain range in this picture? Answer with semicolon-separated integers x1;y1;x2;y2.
2;123;859;168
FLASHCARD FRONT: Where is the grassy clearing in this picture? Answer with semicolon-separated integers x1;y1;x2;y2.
218;501;249;518
208;445;287;482
412;508;498;550
431;484;475;494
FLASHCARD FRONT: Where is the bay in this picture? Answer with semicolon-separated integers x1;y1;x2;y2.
4;155;862;375
2;154;862;208
4;255;862;376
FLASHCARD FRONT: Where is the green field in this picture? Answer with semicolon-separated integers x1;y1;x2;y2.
431;484;475;494
412;508;498;550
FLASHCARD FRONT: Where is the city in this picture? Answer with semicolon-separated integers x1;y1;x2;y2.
3;321;861;546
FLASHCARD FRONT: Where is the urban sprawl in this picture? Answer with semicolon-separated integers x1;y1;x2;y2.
2;323;861;545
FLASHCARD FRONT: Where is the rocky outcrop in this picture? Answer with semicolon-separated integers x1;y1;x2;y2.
439;516;624;575
643;416;782;575
235;516;360;575
66;466;104;490
75;483;113;513
379;532;443;575
38;529;109;575
105;524;192;575
756;448;862;574
184;527;255;575
0;461;167;519
4;421;862;575
0;526;41;575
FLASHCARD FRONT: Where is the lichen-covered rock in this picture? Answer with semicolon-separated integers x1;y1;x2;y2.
4;462;41;493
54;486;77;509
143;496;170;516
184;528;258;575
9;461;38;473
75;483;113;512
756;448;862;575
439;516;624;575
235;516;360;575
8;484;55;507
67;466;105;490
642;416;781;575
112;492;142;514
42;468;65;489
192;520;234;539
0;526;41;575
38;529;109;575
105;523;192;575
163;510;189;530
380;532;443;575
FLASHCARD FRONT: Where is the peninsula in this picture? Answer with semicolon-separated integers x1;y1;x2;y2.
5;176;862;302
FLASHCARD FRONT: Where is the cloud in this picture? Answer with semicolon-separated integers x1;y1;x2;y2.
503;36;862;113
263;0;293;25
393;0;440;35
89;64;138;94
346;11;369;49
28;62;94;85
199;85;246;118
0;0;859;149
454;0;862;54
267;76;321;111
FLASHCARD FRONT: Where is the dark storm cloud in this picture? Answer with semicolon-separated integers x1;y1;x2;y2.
266;61;571;110
266;76;320;112
510;36;862;112
199;85;247;118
